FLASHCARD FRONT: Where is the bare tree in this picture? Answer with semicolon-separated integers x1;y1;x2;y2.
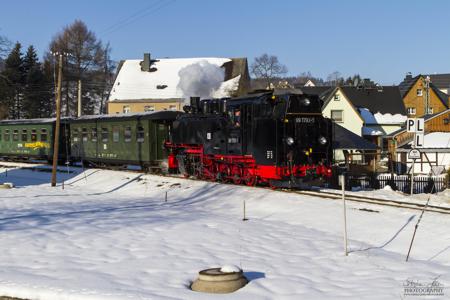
326;71;344;86
46;20;109;116
0;34;11;58
250;53;288;87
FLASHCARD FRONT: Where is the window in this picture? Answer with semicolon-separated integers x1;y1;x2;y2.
334;94;340;101
444;118;450;125
407;107;416;115
331;110;343;122
101;128;108;142
91;128;97;142
13;130;19;141
72;128;79;142
40;129;48;142
112;126;120;142
31;129;37;142
21;129;27;142
0;130;2;141
82;128;88;142
416;89;423;96
169;105;177;111
124;126;132;142
136;126;145;143
123;105;131;113
427;107;433;114
144;105;155;112
4;130;9;141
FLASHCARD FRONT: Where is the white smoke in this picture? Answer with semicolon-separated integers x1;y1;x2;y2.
177;60;225;102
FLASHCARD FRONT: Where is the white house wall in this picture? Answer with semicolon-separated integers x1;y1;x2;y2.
323;89;363;136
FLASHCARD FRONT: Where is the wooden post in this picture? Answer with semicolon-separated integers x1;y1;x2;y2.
242;200;248;221
340;174;348;256
51;54;63;187
165;191;167;202
77;79;82;117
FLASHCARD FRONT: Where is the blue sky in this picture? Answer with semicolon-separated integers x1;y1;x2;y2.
2;0;450;84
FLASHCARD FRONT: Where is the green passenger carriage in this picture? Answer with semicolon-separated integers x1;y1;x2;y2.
69;111;179;171
0;118;70;161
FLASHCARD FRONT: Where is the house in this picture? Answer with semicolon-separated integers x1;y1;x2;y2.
303;79;316;87
426;73;450;94
387;109;450;174
398;73;449;117
321;86;406;149
107;53;250;114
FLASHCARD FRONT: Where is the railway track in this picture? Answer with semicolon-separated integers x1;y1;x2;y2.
1;160;449;215
291;189;450;215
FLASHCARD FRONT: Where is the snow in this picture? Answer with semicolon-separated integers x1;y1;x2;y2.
220;265;241;273
0;162;449;299
408;132;450;148
362;126;384;136
109;57;237;101
358;108;407;124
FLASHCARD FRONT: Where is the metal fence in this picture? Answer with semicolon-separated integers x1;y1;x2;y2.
343;173;448;194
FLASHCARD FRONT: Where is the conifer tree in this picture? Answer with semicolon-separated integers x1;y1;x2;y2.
1;42;24;119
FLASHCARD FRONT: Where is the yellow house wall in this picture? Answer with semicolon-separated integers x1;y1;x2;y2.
322;89;364;136
403;78;447;117
107;101;183;114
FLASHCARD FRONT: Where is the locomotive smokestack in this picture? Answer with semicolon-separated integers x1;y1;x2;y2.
190;97;200;112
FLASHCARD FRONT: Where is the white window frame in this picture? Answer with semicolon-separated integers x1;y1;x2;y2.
334;94;340;101
407;107;416;115
416;89;423;96
144;105;155;112
427;107;433;114
123;105;131;114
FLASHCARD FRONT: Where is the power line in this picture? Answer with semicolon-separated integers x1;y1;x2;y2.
101;0;176;36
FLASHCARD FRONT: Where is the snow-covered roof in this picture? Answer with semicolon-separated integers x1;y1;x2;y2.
109;57;240;101
408;132;450;148
358;108;407;125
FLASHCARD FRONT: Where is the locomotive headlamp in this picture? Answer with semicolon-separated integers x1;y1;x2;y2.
318;136;327;145
301;98;311;106
286;137;295;145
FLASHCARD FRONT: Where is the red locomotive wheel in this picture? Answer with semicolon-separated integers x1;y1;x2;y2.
231;165;243;185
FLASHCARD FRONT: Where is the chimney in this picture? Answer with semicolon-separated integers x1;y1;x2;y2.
141;53;151;72
405;72;412;81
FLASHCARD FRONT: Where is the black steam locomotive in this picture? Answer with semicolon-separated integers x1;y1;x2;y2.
166;92;333;188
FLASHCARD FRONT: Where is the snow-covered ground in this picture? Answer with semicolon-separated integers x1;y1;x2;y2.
0;162;449;299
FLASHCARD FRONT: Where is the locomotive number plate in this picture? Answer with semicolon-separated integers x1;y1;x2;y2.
295;117;315;123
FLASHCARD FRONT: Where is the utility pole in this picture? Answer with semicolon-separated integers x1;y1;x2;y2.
77;79;82;117
51;53;63;187
424;76;430;115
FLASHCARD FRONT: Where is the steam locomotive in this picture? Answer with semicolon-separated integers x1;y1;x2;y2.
166;92;333;188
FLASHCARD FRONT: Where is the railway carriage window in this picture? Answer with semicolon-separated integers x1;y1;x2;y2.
4;130;10;141
13;130;19;141
21;129;28;141
72;128;79;142
101;128;109;142
112;126;120;142
91;128;97;142
82;128;88;142
137;126;145;143
40;129;48;142
31;130;37;142
124;126;132;142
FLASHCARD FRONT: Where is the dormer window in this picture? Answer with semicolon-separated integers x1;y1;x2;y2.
416;89;423;96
